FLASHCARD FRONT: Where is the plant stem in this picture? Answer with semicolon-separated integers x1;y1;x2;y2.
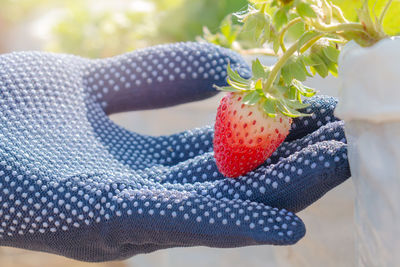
379;0;393;25
311;22;365;33
279;17;302;53
300;34;326;53
264;33;324;93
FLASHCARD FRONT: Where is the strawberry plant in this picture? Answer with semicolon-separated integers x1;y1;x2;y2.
212;0;396;177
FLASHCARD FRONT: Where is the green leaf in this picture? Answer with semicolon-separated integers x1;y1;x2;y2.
258;20;271;44
242;11;270;42
323;46;340;63
288;85;297;100
296;2;317;18
292;80;316;97
283;97;310;109
254;79;263;90
281;65;292;85
276;85;289;95
302;55;315;66
227;79;250;91
252;59;266;79
243;90;262;105
227;63;249;84
280;57;307;84
309;53;324;65
289;61;307;82
309;66;316;76
277;102;304;118
256;88;264;95
327;61;338;77
263;99;277;117
298;56;313;76
311;63;329;78
273;8;288;30
297;90;302;102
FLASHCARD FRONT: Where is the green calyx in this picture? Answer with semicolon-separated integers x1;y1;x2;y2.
209;0;395;119
215;61;316;118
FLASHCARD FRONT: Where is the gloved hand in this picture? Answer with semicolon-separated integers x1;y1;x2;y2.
0;42;350;262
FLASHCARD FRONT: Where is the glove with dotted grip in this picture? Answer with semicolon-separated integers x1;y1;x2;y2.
0;42;350;261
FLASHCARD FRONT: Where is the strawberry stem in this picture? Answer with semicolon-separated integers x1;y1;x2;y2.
310;22;365;34
279;17;302;53
264;32;324;93
299;33;326;53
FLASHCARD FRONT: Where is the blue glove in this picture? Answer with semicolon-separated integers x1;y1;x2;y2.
0;42;350;262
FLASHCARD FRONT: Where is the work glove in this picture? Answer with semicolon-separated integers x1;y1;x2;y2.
0;42;350;262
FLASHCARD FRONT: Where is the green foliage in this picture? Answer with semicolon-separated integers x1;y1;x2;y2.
214;0;396;118
273;8;289;30
250;0;400;37
202;15;241;48
332;0;399;35
296;2;317;18
157;0;247;43
252;59;268;79
47;1;156;58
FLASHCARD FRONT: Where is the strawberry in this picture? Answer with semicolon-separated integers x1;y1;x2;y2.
213;60;314;178
213;92;292;178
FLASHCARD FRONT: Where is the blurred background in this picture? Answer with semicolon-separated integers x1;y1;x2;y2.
3;0;398;266
1;0;397;57
0;0;248;56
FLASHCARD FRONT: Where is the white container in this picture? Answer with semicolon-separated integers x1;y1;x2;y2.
335;37;400;267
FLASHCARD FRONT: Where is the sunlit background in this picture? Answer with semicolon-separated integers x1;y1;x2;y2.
1;0;398;57
0;0;249;56
0;0;399;266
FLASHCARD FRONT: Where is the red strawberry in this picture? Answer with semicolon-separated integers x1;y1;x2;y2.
213;92;292;178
